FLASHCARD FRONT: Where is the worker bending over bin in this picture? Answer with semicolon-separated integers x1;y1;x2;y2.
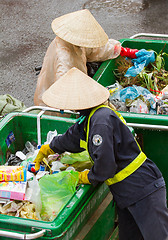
34;67;168;240
34;9;138;106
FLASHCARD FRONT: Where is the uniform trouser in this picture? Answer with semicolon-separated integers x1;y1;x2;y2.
117;187;168;240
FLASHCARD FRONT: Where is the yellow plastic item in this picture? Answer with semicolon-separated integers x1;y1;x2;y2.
0;166;26;182
42;158;52;171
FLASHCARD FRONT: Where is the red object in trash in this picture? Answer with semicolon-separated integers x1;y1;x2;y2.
120;47;138;58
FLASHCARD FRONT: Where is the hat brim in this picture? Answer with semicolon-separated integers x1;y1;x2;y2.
42;67;110;110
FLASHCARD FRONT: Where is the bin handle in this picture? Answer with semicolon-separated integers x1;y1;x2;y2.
0;229;46;239
127;123;168;131
23;106;79;147
130;33;168;39
22;106;78;115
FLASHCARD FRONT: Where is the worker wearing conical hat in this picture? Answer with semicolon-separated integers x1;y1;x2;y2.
34;9;137;106
34;68;168;240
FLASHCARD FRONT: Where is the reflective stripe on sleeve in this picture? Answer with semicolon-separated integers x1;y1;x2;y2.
105;151;147;185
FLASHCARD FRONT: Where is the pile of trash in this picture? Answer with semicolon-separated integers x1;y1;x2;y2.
108;83;168;114
0;131;91;222
109;49;168;115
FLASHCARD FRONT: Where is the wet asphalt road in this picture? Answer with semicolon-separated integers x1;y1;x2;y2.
1;0;168;107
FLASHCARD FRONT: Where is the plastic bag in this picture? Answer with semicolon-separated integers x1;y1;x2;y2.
129;99;149;113
60;151;92;171
60;151;90;165
39;170;79;221
26;175;42;219
44;130;58;144
125;49;155;77
109;99;128;112
107;81;123;95
110;85;156;113
120;85;154;103
0;94;26;116
156;99;168;115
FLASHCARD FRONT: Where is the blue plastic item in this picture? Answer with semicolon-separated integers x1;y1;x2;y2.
125;49;155;77
111;85;156;109
28;162;45;173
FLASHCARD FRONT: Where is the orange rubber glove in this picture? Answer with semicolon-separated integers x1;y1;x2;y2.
33;144;55;171
78;170;91;184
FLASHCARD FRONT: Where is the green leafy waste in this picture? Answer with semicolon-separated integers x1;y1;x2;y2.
114;49;168;94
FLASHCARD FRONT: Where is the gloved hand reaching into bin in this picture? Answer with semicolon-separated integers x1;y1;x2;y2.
33;144;91;184
78;170;91;184
33;144;55;171
120;46;139;58
120;47;156;77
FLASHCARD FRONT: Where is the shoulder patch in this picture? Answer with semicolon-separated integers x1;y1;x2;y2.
92;134;103;146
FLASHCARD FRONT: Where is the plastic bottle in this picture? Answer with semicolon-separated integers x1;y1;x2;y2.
51;161;65;172
25;141;35;153
21;142;39;167
44;130;58;144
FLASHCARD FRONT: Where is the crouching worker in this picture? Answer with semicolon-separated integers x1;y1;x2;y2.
34;67;168;240
34;9;138;106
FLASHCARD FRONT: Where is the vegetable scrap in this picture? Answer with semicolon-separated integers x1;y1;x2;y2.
114;50;168;93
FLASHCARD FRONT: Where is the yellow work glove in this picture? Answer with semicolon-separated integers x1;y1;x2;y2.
78;170;91;184
33;144;55;171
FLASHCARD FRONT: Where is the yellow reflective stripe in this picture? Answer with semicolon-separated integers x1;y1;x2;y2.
80;139;87;149
85;104;127;149
82;104;129;163
98;105;127;125
80;104;144;175
86;106;98;143
80;141;94;165
105;151;147;185
110;108;127;125
135;138;142;151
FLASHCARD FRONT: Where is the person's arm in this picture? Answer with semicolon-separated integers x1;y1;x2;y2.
86;39;121;62
86;39;139;63
34;123;83;170
49;123;83;154
87;123;118;186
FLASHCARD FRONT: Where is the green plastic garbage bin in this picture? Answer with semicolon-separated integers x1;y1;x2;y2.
0;112;117;240
94;37;168;88
92;37;168;197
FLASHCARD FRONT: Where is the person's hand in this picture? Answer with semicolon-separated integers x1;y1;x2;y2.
120;47;138;59
78;170;91;184
33;144;55;171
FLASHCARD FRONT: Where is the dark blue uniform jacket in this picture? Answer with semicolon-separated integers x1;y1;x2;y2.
50;107;165;209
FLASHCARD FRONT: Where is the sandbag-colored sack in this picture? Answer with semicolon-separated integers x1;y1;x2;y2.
0;94;26;116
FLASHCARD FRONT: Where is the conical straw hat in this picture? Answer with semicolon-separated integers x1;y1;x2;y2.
42;67;110;110
51;9;109;48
